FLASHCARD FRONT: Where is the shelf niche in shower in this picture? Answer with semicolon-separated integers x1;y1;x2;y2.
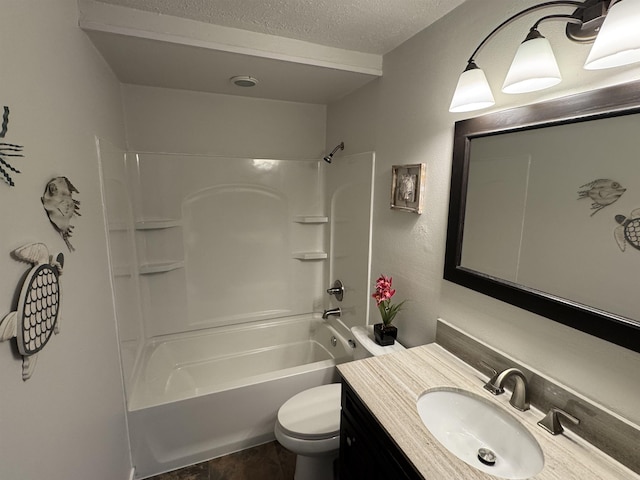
135;218;182;230
293;216;328;224
292;217;328;260
292;252;328;260
135;218;184;275
139;260;185;275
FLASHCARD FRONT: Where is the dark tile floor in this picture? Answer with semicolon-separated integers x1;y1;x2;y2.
147;441;296;480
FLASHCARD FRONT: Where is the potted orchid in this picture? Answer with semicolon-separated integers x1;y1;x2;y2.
371;274;406;346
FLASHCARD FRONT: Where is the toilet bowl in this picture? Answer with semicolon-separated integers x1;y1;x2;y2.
274;324;405;480
275;383;341;480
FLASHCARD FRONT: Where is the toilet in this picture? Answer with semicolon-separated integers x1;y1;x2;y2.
274;325;405;480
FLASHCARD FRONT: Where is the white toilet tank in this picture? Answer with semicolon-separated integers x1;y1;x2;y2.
350;325;405;360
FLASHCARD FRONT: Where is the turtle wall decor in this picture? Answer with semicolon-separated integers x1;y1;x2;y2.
614;209;640;252
577;179;626;216
0;106;25;187
42;176;81;252
0;243;64;380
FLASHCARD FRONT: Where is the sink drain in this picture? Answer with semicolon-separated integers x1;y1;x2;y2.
477;447;497;466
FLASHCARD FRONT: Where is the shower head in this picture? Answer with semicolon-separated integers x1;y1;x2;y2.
323;142;344;163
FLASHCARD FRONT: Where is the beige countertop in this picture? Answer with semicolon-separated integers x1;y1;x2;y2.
337;344;639;480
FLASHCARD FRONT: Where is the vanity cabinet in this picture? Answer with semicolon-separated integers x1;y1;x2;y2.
339;380;423;480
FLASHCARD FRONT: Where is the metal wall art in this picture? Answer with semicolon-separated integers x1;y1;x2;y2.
0;106;24;187
42;177;81;252
577;179;625;216
0;243;64;380
390;163;426;214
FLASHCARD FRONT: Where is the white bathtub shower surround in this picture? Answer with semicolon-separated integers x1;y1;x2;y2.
100;150;375;388
98;150;377;478
326;152;375;332
128;314;354;478
128;154;328;339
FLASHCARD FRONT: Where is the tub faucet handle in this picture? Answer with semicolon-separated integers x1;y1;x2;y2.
326;280;344;302
537;407;579;435
322;307;341;319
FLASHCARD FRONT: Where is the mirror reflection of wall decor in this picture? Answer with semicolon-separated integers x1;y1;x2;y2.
0;243;64;380
0;106;24;187
577;179;625;216
42;176;81;252
445;81;640;353
390;163;426;214
614;209;640;252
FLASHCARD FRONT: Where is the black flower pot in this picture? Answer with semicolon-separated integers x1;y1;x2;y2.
374;323;397;346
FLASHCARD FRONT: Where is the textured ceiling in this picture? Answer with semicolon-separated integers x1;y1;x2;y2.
94;0;466;54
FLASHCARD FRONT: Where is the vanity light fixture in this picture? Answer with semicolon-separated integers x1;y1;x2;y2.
449;0;640;113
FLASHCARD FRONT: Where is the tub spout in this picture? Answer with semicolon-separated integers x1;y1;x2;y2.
322;307;341;319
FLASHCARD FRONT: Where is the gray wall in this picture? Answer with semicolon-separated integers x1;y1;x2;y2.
0;1;130;479
327;0;640;426
122;84;326;159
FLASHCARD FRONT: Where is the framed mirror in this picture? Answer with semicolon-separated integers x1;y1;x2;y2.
445;81;640;353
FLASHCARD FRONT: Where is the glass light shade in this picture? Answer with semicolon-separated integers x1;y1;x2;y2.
584;0;640;70
502;36;561;94
449;66;495;113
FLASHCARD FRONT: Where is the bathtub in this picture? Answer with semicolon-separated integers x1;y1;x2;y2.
127;314;355;479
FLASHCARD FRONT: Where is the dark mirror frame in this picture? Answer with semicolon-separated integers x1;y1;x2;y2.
444;81;640;353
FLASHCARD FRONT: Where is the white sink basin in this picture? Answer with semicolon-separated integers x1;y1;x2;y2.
416;389;544;479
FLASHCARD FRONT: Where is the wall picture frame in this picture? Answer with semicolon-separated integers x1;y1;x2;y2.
390;163;426;214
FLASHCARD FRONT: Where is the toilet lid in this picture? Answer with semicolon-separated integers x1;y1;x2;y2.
277;383;341;440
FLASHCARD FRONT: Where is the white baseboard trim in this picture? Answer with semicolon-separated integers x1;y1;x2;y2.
128;467;136;480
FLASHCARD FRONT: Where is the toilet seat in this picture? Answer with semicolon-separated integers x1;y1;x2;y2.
276;383;341;440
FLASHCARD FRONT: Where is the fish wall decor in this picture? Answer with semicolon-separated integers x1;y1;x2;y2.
0;243;63;380
577;179;625;216
42;176;81;252
0;106;25;187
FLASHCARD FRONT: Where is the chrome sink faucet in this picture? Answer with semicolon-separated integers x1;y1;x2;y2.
322;307;341;319
484;367;530;411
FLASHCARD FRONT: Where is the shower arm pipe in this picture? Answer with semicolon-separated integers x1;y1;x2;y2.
465;1;585;65
328;142;344;157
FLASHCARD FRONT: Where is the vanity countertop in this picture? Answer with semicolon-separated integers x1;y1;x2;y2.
337;344;639;480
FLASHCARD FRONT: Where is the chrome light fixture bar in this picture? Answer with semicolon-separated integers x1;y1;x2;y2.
449;0;640;113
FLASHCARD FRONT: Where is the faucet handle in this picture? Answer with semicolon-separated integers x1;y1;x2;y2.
537;407;580;435
483;382;503;395
326;280;344;302
479;361;499;382
480;361;504;394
